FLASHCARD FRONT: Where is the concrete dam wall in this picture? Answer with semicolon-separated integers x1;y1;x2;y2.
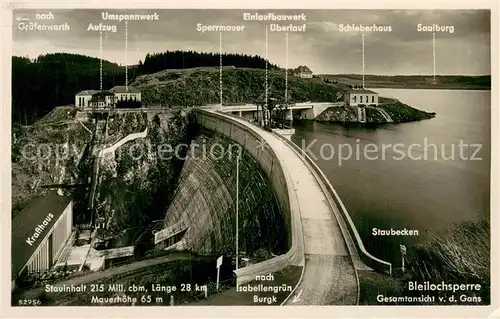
155;123;290;260
187;110;306;286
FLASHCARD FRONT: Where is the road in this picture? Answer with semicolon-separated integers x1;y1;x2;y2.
210;111;358;305
16;252;200;300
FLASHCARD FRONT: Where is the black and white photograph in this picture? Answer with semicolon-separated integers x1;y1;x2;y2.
3;3;498;317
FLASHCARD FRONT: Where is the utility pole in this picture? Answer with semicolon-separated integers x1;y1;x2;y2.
216;255;223;291
285;32;288;103
219;32;223;111
236;153;240;271
400;244;407;273
402;253;405;273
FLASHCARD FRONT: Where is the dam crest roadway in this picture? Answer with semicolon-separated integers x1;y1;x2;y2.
190;106;393;305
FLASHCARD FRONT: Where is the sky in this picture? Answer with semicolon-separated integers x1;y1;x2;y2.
12;9;491;75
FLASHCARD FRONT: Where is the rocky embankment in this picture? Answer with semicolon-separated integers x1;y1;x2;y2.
315;99;435;124
11;106;94;218
95;111;189;234
11;108;190;242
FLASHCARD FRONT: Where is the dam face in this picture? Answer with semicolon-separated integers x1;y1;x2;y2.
157;125;289;261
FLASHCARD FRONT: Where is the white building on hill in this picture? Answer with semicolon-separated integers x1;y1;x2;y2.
293;65;313;78
75;86;142;109
75;90;100;108
109;86;141;103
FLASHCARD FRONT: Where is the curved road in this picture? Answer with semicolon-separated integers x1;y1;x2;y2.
211;111;358;305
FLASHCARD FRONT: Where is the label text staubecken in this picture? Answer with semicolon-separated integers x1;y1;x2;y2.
372;228;419;236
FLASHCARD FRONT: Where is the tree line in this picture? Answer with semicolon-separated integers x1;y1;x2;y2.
139;50;278;74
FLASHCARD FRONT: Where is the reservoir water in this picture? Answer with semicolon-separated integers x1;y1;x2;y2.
291;89;491;265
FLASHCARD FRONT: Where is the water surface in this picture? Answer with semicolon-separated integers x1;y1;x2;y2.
292;89;491;265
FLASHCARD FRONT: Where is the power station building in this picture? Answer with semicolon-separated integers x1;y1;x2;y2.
75;86;142;109
11;192;73;288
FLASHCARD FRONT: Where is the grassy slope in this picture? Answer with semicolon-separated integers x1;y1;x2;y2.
132;67;349;106
359;217;490;305
407;217;490;302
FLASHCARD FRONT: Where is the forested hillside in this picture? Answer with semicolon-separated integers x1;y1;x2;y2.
139;50;278;74
12;53;133;125
11;51;277;125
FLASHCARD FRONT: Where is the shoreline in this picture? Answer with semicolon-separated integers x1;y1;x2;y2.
366;86;490;91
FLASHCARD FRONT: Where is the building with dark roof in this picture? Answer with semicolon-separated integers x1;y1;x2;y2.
11;192;73;288
75;86;142;110
89;91;115;109
293;65;313;78
344;89;379;106
109;85;141;93
76;90;101;96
